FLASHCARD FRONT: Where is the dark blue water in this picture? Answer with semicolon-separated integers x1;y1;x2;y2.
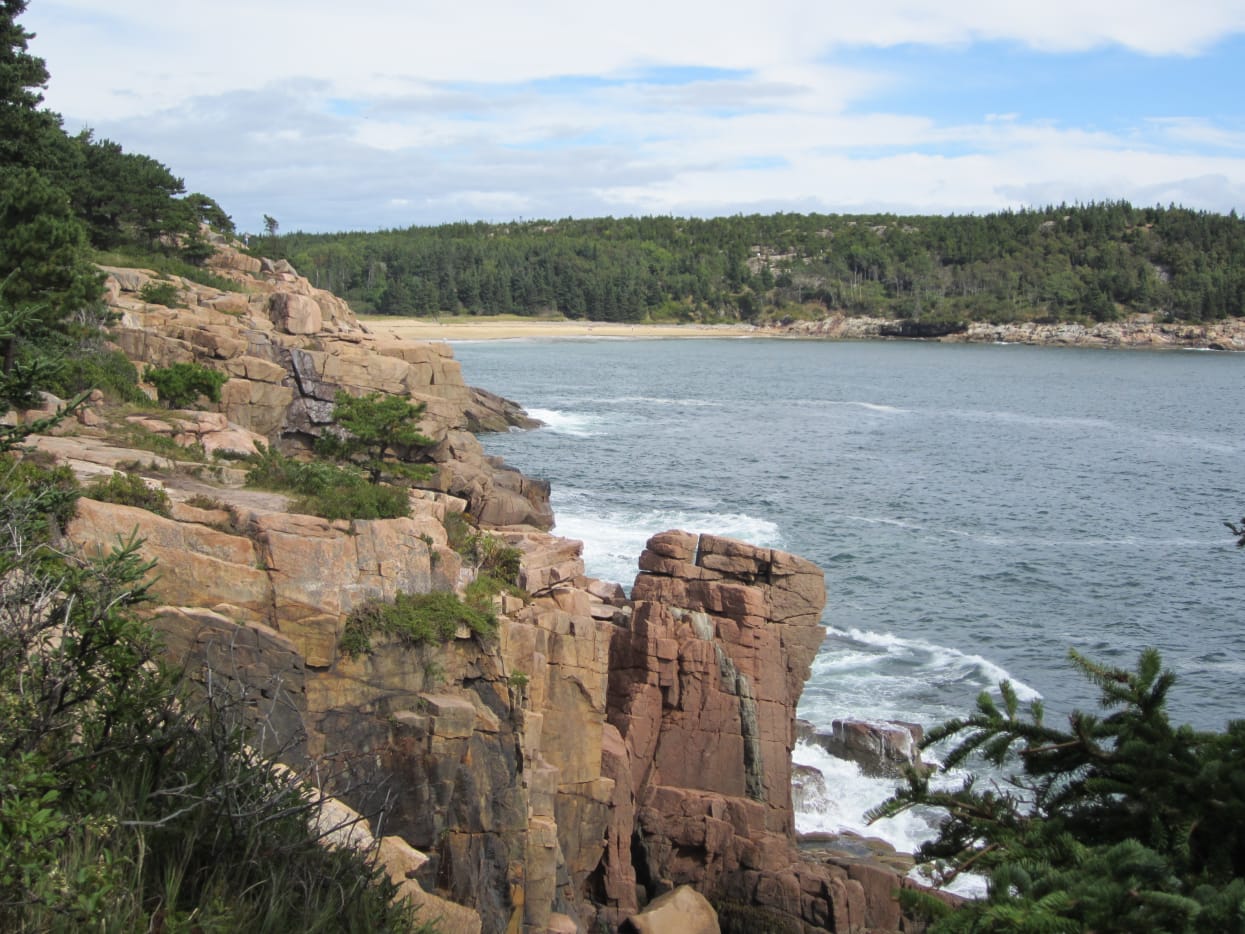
454;337;1244;728
453;337;1243;850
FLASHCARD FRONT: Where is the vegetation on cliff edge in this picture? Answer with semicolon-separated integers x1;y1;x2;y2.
0;421;428;931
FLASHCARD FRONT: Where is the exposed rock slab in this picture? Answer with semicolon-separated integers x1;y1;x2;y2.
100;245;552;530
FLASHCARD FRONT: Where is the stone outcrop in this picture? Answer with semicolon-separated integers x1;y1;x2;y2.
63;483;618;933
758;311;1245;350
37;249;963;932
797;718;926;777
601;532;838;931
100;245;551;530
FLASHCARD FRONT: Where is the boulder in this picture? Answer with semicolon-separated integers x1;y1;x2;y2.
798;717;925;777
268;291;322;334
625;885;720;934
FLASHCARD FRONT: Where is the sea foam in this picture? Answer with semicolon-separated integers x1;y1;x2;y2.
526;408;604;437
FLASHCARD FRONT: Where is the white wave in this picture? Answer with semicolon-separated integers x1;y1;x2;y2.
846;401;908;414
593;395;724;408
823;627;1042;702
551;500;783;586
792;742;988;899
790;399;910;414
792;742;934;851
941;408;1107;431
842;514;924;530
526;408;604;437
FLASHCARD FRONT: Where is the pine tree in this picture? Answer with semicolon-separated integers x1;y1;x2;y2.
0;0;65;173
870;650;1245;932
316;390;435;485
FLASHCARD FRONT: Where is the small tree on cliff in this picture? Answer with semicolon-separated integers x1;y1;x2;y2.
317;389;436;485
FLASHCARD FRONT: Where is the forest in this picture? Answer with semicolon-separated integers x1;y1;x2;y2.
271;204;1245;326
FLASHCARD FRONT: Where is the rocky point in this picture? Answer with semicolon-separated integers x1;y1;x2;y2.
25;237;945;933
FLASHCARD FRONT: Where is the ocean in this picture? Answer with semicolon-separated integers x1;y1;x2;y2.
450;336;1245;856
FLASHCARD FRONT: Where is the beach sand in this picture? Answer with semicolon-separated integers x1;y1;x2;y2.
359;315;757;342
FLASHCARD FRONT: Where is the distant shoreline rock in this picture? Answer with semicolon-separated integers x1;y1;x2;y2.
758;312;1245;351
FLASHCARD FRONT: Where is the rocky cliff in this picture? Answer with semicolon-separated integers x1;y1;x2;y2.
32;242;935;933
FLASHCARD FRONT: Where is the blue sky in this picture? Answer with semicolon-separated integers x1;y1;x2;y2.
23;0;1245;233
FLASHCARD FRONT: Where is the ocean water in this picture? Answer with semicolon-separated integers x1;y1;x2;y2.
451;337;1245;853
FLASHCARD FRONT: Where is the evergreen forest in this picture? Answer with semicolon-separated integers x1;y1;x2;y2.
273;205;1245;326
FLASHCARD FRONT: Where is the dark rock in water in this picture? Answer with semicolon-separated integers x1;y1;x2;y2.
797;717;925;777
466;385;543;432
791;762;828;814
879;319;968;338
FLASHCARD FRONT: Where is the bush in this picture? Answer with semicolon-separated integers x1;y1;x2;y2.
442;512;522;586
145;361;228;409
316;390;435;486
116;422;207;462
0;455;79;539
93;249;238;292
49;348;147;403
82;471;171;516
246;445;410;521
443;510;473;552
340;591;496;658
463;572;527;614
137;279;182;307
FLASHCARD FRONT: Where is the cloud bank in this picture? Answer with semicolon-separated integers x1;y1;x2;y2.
25;0;1245;231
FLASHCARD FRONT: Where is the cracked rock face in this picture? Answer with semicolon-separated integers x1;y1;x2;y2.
600;531;827;925
101;245;553;531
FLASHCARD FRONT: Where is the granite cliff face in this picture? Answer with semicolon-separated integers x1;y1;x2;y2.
102;245;550;529
38;243;935;933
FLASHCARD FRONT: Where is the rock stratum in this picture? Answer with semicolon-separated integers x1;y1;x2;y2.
32;240;940;933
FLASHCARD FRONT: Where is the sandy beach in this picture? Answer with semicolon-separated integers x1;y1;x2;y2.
359;315;757;342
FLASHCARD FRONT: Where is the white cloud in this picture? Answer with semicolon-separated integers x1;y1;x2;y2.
21;1;1245;228
29;1;1245;119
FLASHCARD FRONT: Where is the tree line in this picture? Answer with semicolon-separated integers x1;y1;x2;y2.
272;204;1245;326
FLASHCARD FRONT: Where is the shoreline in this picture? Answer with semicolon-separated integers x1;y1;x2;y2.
359;315;756;342
360;314;1245;350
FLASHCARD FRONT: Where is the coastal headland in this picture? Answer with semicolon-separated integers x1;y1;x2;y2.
26;241;947;932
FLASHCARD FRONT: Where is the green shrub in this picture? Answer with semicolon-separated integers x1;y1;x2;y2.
116;422;208;462
184;493;228;511
316;390;435;486
340;591;496;658
49;349;147;404
93;249;238;292
145;361;228;409
307;482;410;521
0;455;80;539
246;445;410;521
464;572;527;614
443;510;473;552
469;533;522;584
137;279;182;307
83;471;171;516
442;512;522;586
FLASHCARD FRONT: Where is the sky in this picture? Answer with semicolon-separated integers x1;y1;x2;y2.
22;0;1245;234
